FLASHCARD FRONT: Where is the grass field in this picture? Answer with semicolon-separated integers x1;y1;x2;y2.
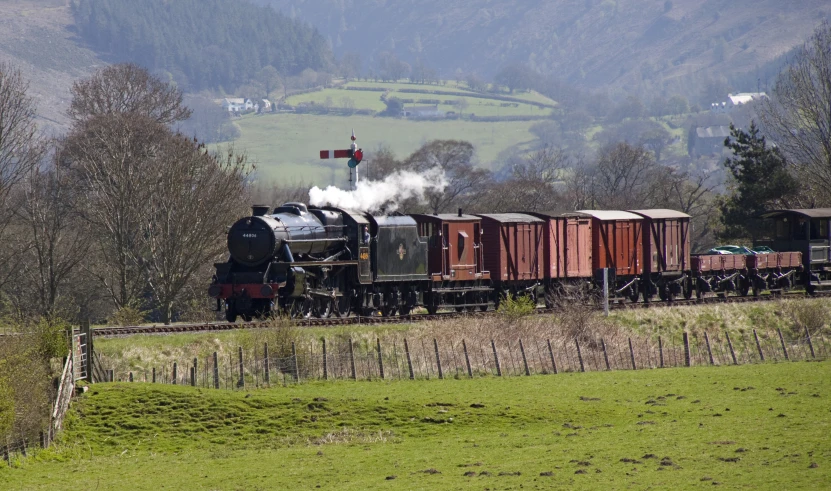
2;362;829;489
233;113;539;184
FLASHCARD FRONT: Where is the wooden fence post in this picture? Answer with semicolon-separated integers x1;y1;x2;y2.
291;342;300;382
753;329;765;362
213;352;219;389
190;367;195;387
777;328;790;361
546;339;558;374
172;363;177;384
433;339;443;379
3;443;8;466
575;339;585;372
193;358;198;386
349;338;357;380
658;336;664;368
108;369;114;382
683;332;691;367
519;339;530;376
725;332;738;365
404;338;414;379
264;343;270;383
601;338;611;370
238;347;245;388
704;332;715;365
312;339;321;381
152;367;156;383
491;340;502;376
805;327;815;358
462;339;473;378
628;338;637;370
372;338;382;379
129;372;133;382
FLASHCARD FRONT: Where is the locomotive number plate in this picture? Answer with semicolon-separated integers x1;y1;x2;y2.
242;233;258;238
360;252;369;260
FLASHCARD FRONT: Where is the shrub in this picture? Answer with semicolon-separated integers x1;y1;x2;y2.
108;304;149;326
498;293;536;322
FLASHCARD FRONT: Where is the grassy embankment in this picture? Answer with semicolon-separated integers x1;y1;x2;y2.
1;361;828;490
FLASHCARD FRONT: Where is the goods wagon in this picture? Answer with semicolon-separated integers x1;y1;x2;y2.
578;210;644;301
412;212;490;312
628;209;691;300
476;213;545;299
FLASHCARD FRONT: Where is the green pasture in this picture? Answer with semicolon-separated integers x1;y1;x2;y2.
2;362;828;489
285;82;556;117
233;113;539;184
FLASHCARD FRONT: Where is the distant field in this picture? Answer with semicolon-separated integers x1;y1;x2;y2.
3;362;828;489
233;113;540;185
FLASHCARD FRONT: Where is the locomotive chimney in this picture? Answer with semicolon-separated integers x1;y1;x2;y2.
458;208;463;217
251;205;270;216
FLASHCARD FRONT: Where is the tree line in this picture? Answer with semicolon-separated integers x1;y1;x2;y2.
0;63;249;326
71;0;333;92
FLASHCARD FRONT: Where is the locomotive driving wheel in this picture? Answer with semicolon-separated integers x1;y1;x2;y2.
288;298;314;319
334;294;351;318
315;297;333;318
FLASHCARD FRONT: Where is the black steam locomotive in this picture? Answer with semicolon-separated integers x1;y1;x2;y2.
209;203;429;321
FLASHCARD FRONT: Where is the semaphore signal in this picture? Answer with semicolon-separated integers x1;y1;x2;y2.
319;129;363;189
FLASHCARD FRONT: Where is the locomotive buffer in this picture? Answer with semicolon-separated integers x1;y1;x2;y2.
319;129;363;189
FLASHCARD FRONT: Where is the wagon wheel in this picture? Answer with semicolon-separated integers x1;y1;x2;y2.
241;313;253;322
380;304;397;317
658;284;669;301
399;304;412;316
751;282;761;296
738;279;750;297
628;282;640;303
479;292;490;312
682;278;694;299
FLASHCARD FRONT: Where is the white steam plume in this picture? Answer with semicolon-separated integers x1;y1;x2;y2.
309;166;448;213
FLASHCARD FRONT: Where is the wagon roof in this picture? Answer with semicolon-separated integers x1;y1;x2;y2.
411;213;481;222
628;209;691;219
475;213;544;223
760;208;831;219
576;210;643;221
373;215;418;226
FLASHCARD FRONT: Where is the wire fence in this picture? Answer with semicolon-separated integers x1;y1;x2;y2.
92;327;829;389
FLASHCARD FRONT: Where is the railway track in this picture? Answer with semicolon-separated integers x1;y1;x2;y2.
89;289;829;337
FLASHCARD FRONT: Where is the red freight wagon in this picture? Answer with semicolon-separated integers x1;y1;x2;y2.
577;210;644;277
746;252;802;270
691;254;747;273
412;212;490;312
476;213;545;285
628;209;691;300
526;212;593;280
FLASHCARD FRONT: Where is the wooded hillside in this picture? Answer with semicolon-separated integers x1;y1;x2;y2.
71;0;333;91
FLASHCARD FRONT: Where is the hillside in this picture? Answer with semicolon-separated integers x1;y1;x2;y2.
0;0;102;132
260;0;831;94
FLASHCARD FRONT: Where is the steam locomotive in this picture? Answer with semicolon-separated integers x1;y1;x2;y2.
208;203;831;321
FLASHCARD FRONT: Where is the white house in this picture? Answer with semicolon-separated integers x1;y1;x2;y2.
711;92;767;113
222;98;254;112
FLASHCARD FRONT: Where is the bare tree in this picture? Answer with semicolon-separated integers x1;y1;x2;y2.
761;21;831;204
403;140;490;213
0;63;43;234
141;140;250;323
62;113;165;310
590;142;659;209
486;145;568;212
13;151;90;319
69;63;192;125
